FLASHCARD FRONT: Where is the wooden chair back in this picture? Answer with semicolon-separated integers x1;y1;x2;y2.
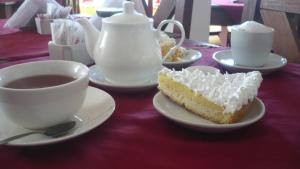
260;0;300;63
211;0;262;46
133;0;193;38
241;0;262;22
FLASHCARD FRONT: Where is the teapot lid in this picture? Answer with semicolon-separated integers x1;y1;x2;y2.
103;1;151;24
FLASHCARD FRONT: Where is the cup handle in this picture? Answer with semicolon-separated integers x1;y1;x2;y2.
157;20;185;62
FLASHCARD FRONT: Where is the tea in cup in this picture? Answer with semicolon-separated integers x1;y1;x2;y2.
0;60;89;129
231;21;274;67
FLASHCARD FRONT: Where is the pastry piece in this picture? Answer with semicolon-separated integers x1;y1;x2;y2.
159;32;186;62
158;68;262;124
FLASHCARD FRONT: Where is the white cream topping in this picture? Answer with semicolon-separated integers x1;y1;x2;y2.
236;21;273;33
159;68;263;113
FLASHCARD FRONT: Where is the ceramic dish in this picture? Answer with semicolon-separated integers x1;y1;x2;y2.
153;92;265;133
213;50;287;74
89;65;158;93
0;86;115;146
163;49;202;69
153;65;265;133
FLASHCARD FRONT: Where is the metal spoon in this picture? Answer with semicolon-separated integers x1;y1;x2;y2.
0;121;76;145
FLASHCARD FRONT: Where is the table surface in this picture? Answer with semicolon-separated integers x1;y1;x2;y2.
211;0;244;25
0;19;50;61
0;34;300;169
0;19;19;35
212;0;244;7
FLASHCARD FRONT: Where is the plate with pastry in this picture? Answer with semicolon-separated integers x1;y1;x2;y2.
153;66;265;133
159;32;202;69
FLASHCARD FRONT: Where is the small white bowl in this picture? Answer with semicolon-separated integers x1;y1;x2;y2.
0;60;89;129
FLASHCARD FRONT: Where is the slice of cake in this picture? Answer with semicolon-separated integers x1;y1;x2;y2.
158;68;263;124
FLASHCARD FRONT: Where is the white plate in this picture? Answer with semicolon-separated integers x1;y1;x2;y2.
89;65;158;93
0;86;115;146
153;92;265;133
213;50;287;74
163;49;202;69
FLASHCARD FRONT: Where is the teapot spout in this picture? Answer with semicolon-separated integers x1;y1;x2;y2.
77;18;100;58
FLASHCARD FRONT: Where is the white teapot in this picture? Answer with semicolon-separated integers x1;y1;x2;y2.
77;1;185;85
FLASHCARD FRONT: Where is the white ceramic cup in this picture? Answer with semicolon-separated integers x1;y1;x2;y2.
231;25;274;67
0;60;89;129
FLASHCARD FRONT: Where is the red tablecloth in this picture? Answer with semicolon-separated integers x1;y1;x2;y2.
0;30;50;61
212;0;244;23
0;40;300;169
0;19;50;61
0;19;20;35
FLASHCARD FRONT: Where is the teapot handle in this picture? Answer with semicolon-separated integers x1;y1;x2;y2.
157;20;185;62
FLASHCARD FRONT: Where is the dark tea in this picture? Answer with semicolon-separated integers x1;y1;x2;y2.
4;75;76;89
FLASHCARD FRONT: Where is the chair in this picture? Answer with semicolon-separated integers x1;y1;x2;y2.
0;0;22;19
260;0;300;63
211;0;262;46
133;0;193;39
241;0;262;22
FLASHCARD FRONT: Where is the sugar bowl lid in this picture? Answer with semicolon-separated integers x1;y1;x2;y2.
103;1;151;24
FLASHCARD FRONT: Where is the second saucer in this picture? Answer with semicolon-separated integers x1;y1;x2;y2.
89;65;158;93
213;50;287;75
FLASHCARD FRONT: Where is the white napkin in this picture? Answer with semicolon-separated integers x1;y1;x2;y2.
4;0;69;29
51;19;84;45
47;2;72;19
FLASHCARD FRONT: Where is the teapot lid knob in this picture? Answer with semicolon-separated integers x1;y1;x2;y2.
123;1;135;14
103;1;150;24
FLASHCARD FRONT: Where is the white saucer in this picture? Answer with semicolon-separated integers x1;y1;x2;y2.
213;50;287;74
89;65;158;92
163;49;202;69
153;92;265;133
0;86;115;146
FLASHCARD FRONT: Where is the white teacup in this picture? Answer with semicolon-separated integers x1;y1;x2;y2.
0;60;89;129
231;21;274;67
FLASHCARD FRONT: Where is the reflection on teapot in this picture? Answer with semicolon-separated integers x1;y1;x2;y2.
77;1;185;85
